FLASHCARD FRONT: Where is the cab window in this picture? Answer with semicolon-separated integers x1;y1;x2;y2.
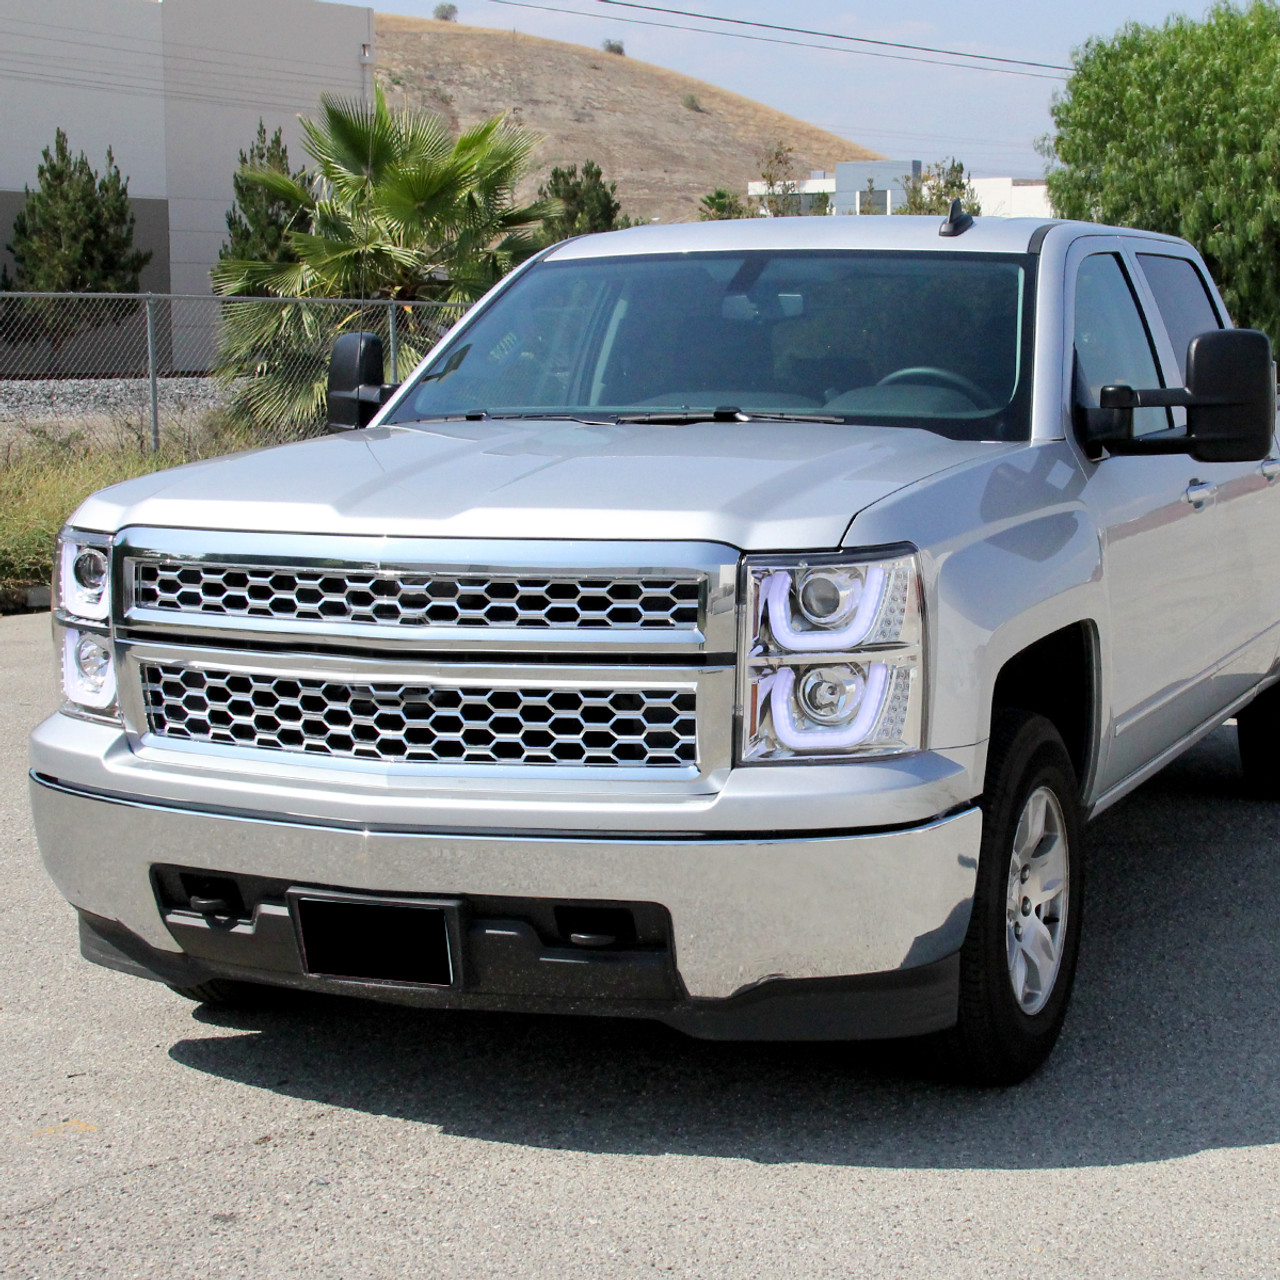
1136;253;1223;382
1073;253;1169;437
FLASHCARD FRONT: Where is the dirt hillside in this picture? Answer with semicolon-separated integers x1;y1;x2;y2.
375;14;882;225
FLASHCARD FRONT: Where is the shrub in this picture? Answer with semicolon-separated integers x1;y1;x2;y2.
682;93;705;113
433;3;458;19
602;38;625;55
0;437;229;592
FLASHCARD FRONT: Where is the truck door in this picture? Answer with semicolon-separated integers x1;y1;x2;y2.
1131;246;1280;703
1070;243;1250;794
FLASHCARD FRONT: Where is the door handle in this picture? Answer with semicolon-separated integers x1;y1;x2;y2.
1183;480;1217;510
1261;459;1280;483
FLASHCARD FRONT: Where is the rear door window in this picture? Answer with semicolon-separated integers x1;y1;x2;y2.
1136;253;1223;382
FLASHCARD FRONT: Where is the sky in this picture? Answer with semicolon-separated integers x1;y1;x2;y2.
385;0;1203;177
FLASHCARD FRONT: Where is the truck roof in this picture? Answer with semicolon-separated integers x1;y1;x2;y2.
545;214;1189;259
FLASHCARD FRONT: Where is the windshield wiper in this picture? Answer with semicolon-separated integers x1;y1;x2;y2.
614;407;846;425
486;412;619;425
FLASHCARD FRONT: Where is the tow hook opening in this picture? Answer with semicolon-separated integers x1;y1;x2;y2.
177;873;248;921
554;905;637;949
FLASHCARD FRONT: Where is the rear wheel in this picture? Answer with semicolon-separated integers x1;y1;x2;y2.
945;709;1084;1085
1236;684;1280;799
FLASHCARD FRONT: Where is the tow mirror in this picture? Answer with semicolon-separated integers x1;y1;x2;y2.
1080;328;1276;463
327;332;398;432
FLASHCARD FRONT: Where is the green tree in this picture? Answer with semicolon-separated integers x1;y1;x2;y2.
698;187;750;220
602;38;625;55
211;87;551;435
2;128;151;292
1044;2;1280;344
433;3;458;18
219;121;308;275
757;140;801;218
895;158;982;216
212;86;550;304
536;160;632;244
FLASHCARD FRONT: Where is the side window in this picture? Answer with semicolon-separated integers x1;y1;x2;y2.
1136;253;1223;382
1073;253;1169;437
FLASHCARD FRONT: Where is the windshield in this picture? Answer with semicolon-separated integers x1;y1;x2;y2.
387;250;1035;441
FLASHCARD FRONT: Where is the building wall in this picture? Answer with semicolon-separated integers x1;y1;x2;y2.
160;0;372;298
834;161;922;215
0;0;371;304
969;178;1052;219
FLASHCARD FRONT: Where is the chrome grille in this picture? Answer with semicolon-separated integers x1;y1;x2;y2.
131;560;701;631
140;662;698;768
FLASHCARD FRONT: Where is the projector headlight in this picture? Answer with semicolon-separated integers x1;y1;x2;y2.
56;528;113;622
738;548;923;762
53;527;120;722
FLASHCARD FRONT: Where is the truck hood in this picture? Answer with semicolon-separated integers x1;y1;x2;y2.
75;419;1014;550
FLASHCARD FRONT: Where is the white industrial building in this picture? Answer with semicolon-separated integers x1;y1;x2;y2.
748;162;1052;219
0;0;373;297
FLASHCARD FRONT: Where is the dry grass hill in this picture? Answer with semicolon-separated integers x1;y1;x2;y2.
375;13;882;225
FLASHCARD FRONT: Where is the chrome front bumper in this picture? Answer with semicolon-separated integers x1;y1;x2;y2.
30;763;980;1003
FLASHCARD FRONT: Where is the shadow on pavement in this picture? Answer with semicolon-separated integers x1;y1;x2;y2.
168;726;1280;1170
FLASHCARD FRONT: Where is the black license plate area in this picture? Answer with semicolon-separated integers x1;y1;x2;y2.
291;892;458;987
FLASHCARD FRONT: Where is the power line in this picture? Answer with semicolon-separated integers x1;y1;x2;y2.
810;122;1041;152
481;0;1069;80
0;60;335;117
0;12;368;81
0;21;364;99
587;0;1072;72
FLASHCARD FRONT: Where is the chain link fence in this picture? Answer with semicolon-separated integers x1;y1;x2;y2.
0;292;468;455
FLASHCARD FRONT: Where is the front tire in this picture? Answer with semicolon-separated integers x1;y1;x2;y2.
945;709;1085;1086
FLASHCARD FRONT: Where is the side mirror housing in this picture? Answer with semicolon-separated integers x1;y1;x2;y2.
327;332;397;432
1184;329;1276;463
1079;328;1276;463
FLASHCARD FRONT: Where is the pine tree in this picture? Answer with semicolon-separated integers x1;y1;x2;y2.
3;128;151;291
220;121;307;272
536;160;631;245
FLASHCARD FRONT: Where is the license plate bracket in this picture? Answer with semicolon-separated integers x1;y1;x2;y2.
288;890;462;987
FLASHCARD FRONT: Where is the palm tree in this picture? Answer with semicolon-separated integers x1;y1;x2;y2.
211;87;554;437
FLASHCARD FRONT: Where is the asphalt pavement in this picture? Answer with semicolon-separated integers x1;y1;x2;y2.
3;607;1280;1278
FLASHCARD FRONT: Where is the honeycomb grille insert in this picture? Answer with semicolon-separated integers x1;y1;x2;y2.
140;662;698;768
131;560;701;631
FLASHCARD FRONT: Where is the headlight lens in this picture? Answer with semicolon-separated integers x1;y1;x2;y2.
54;527;119;720
739;549;922;762
60;627;118;712
57;529;113;622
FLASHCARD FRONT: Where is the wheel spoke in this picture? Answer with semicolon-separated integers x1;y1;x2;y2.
1013;789;1047;862
1026;834;1067;907
1009;939;1029;1002
1019;913;1058;993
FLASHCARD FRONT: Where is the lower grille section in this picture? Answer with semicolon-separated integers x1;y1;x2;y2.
139;662;698;768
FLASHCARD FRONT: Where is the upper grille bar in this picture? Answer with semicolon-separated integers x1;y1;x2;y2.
132;560;700;631
116;531;739;657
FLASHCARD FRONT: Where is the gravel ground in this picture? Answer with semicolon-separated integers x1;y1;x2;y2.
4;608;1280;1278
0;379;229;451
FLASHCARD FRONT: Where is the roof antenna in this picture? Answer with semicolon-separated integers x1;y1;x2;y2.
939;197;974;237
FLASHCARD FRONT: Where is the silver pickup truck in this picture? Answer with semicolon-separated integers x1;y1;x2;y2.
31;209;1280;1084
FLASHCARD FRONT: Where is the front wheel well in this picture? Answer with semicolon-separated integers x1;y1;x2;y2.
990;622;1096;792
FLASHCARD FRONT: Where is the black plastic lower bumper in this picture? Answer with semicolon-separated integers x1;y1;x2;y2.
78;895;960;1042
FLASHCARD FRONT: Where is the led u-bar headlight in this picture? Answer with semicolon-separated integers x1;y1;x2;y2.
738;548;923;762
53;527;120;721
